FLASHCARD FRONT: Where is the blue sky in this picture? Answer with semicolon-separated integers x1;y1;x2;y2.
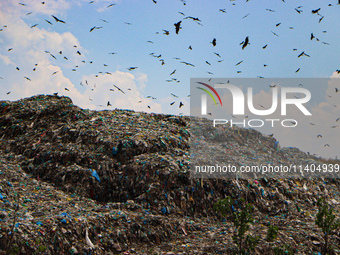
0;0;339;158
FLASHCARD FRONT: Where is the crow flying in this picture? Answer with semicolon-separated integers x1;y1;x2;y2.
180;61;195;67
113;84;125;94
311;8;320;14
174;21;182;34
242;36;249;49
52;15;66;23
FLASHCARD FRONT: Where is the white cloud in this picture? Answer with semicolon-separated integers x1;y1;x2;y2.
80;71;162;112
94;0;119;13
0;0;71;17
0;0;165;117
0;1;88;104
0;54;15;65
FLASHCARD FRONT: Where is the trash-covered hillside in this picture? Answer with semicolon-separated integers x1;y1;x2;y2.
0;95;339;254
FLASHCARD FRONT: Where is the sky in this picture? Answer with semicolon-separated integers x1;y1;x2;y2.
0;0;339;158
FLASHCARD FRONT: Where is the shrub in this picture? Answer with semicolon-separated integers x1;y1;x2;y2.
273;244;296;255
266;225;279;242
214;197;259;254
315;197;340;254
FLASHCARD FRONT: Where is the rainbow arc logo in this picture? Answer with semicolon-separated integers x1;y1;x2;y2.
196;82;222;106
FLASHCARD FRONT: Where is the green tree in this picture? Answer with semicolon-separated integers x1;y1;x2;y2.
266;225;279;242
214;197;259;254
315;197;340;254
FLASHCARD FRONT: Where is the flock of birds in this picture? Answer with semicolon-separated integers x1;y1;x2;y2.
1;0;340;153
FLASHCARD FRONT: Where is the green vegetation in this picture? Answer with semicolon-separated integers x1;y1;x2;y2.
266;225;279;242
214;197;259;254
273;244;296;255
315;197;340;255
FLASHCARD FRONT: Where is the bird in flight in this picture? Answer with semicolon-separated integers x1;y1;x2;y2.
113;84;125;94
52;15;66;23
235;60;243;66
297;51;310;58
90;26;102;32
184;16;201;22
214;52;221;57
127;67;138;71
211;38;216;46
170;69;176;76
311;8;321;14
242;13;250;19
180;61;195;67
174;21;182;34
242;36;249;49
311;33;315;40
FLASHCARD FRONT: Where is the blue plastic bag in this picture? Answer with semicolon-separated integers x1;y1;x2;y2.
91;169;101;182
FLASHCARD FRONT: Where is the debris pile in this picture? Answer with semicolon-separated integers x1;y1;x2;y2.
0;95;340;254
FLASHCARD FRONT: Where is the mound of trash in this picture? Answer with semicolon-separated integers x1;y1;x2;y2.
1;95;340;254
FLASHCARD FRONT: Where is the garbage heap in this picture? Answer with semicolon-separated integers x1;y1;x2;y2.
1;95;340;254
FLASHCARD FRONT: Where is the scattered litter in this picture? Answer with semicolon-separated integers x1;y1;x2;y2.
0;95;339;254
